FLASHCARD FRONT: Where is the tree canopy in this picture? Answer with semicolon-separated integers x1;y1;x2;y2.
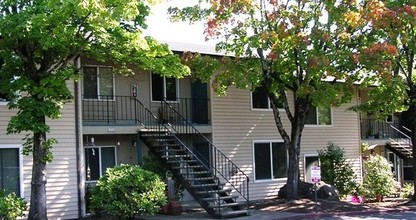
168;0;394;199
354;0;416;199
0;0;189;218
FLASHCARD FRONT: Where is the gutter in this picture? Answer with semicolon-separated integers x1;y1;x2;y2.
75;57;85;218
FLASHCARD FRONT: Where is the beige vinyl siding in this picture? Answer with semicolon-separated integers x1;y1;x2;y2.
211;86;361;201
44;80;78;219
0;80;79;219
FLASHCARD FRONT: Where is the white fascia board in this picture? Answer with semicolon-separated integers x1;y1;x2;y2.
160;40;233;57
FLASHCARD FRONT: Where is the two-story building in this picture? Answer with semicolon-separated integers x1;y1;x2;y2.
79;41;363;217
2;41;407;219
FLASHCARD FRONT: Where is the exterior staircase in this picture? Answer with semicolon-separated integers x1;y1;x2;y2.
135;99;250;218
387;125;413;159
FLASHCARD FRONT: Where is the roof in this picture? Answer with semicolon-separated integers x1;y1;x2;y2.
160;40;228;56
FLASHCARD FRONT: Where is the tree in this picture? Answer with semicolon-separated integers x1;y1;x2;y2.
353;0;416;200
169;0;375;199
0;1;189;219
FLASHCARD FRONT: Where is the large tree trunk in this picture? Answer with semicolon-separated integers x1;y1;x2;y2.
28;131;48;220
411;132;416;202
402;87;416;202
286;141;300;200
406;105;416;202
271;93;309;200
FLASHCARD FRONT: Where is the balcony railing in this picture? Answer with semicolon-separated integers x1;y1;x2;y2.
157;98;210;125
360;119;404;139
82;95;210;125
82;95;140;125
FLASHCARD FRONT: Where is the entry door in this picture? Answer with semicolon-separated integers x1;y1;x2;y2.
388;152;400;182
193;142;211;168
191;80;208;124
304;155;320;183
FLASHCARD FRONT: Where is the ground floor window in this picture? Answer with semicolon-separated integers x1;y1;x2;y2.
85;146;116;181
253;141;287;181
0;146;21;196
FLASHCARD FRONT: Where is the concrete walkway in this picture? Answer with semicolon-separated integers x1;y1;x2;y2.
142;201;304;220
142;200;416;220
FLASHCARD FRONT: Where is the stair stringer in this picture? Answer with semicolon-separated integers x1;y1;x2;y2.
140;131;249;218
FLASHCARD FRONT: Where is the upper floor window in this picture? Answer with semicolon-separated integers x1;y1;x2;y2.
83;66;114;99
0;146;21;196
386;114;394;123
251;86;283;110
85;146;116;182
151;74;178;101
0;92;8;104
306;106;332;125
254;141;287;181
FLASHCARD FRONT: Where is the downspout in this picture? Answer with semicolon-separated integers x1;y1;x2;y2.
75;57;85;218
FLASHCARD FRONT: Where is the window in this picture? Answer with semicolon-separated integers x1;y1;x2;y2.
0;147;21;196
386;114;394;123
0;92;8;102
403;158;412;181
254;141;287;181
251;86;283;110
151;74;178;101
83;66;114;99
85;146;116;181
306;106;332;125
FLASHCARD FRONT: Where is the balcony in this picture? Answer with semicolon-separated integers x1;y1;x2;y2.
360;118;406;140
82;95;210;126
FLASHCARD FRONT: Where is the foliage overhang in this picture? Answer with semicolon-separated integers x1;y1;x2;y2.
168;0;397;108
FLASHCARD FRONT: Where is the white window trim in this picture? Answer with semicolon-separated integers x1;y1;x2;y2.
303;153;320;182
386;114;394;123
0;144;24;198
82;65;116;101
84;145;117;183
150;72;179;103
252;140;288;183
305;107;334;127
250;91;285;112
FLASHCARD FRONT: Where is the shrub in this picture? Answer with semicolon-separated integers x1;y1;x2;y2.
0;191;27;220
363;154;396;201
318;142;356;197
142;154;168;178
400;183;414;199
90;164;167;219
142;154;184;201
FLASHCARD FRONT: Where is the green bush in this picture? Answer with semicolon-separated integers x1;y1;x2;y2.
318;142;356;197
0;191;27;220
142;154;184;200
400;183;414;199
363;154;396;201
91;164;167;219
142;154;168;178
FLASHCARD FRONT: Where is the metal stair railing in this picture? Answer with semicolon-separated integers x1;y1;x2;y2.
389;125;412;158
159;100;250;207
134;98;249;216
389;125;412;146
134;99;221;208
